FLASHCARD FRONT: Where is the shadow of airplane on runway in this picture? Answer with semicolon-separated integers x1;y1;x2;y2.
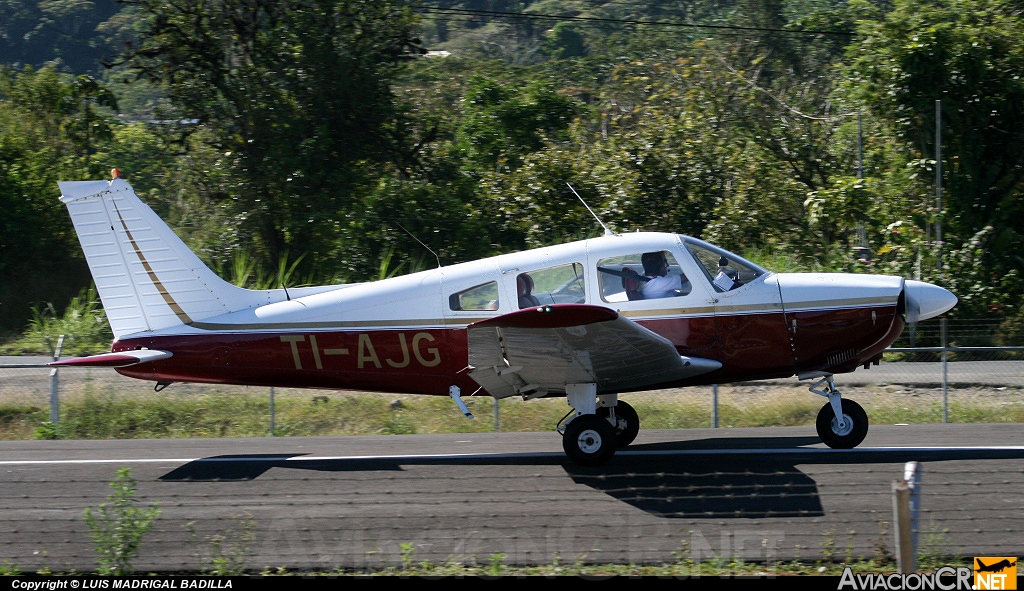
565;455;825;518
158;435;1024;519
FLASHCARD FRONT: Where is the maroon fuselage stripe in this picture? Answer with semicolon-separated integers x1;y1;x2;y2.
112;304;903;396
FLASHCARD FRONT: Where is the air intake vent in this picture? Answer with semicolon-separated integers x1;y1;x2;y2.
827;349;856;367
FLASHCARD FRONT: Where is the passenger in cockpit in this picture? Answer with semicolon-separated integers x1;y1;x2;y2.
517;273;540;308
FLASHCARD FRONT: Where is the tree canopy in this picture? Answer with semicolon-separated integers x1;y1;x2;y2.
2;0;1023;334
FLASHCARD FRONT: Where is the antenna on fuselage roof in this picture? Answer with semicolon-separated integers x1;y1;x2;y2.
394;221;441;269
567;183;613;236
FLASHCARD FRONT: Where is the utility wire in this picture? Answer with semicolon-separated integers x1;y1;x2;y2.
411;5;854;37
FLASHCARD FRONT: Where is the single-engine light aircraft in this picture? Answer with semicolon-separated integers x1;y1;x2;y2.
53;172;957;465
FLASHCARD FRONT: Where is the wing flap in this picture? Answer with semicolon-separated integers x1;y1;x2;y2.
49;349;173;368
467;304;720;398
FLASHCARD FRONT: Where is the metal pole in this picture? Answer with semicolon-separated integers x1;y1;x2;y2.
941;320;948;423
936;100;943;265
892;461;921;574
907;461;921;559
857;112;868;251
712;384;719;428
892;480;912;572
493;397;500;432
269;387;275;436
49;335;65;424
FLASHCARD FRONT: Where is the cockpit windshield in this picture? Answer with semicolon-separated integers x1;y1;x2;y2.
682;236;768;293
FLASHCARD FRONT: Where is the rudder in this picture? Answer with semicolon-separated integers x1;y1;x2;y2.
58;177;267;339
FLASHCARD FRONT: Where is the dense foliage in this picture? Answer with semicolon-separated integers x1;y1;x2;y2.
2;0;1023;338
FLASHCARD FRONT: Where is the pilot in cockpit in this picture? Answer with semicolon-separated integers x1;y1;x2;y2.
639;251;691;299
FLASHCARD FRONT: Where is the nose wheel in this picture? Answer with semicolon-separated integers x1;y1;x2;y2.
809;375;869;449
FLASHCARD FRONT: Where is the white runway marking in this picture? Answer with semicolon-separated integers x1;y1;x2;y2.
0;445;1021;466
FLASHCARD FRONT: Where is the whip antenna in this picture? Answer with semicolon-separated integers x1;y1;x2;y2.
395;221;441;269
567;183;612;236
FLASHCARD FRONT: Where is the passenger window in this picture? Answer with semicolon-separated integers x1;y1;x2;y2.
597;252;691;302
449;281;499;311
523;263;585;305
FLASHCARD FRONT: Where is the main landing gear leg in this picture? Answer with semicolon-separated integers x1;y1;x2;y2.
560;384;617;466
597;397;641;448
810;374;869;449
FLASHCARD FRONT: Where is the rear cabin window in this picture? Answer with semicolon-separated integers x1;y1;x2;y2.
449;281;498;311
518;263;586;306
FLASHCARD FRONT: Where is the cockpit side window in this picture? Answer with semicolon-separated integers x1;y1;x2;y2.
597;252;692;302
684;240;765;292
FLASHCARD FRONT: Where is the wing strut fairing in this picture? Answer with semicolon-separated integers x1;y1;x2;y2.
466;304;721;399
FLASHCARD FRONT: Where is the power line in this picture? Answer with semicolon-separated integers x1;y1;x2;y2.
411;5;854;37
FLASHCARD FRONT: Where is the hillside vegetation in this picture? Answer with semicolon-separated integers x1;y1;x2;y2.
2;0;1023;348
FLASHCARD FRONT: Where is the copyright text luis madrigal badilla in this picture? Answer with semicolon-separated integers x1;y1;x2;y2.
11;581;233;590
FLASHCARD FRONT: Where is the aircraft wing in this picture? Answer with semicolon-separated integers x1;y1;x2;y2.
466;304;721;399
49;349;173;368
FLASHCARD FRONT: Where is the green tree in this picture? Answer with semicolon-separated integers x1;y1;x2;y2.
847;0;1024;306
0;0;123;75
0;65;109;332
114;0;425;279
541;22;587;59
63;75;119;167
576;45;846;255
457;75;583;171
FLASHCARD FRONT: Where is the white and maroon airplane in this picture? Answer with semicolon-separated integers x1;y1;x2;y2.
53;172;957;465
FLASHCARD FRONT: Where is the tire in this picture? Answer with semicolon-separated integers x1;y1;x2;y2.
815;398;869;449
597;401;640;448
562;414;618;466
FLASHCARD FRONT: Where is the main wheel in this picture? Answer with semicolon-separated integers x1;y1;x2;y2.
597;401;640;448
815;398;869;449
562;414;618;466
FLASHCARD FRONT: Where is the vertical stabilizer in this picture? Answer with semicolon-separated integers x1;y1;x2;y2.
58;178;267;339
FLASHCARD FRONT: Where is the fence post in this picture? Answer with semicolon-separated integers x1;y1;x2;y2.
269;386;275;436
49;335;65;424
892;461;921;573
712;384;719;428
940;319;948;423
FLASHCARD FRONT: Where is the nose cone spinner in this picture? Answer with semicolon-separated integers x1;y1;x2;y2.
904;280;958;323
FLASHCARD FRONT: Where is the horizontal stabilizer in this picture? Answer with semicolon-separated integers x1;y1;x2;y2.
49;349;172;368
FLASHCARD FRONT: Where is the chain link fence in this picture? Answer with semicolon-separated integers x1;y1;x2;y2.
2;319;1022;437
0;319;1021;573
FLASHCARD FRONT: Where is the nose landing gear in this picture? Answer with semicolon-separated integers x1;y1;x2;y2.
810;375;869;449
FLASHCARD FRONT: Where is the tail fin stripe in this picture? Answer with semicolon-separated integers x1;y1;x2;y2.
112;200;195;326
60;177;271;338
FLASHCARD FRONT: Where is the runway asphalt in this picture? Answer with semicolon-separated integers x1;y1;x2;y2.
0;423;1021;574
